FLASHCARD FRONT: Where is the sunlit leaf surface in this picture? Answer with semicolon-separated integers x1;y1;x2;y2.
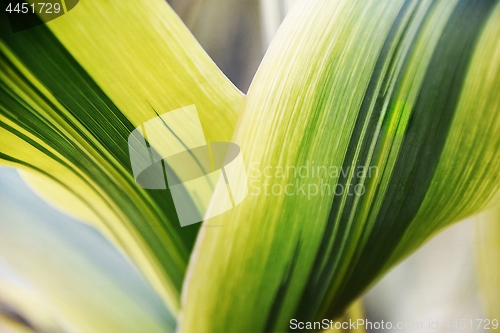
180;0;500;331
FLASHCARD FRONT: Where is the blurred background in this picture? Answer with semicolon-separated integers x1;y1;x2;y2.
0;0;493;332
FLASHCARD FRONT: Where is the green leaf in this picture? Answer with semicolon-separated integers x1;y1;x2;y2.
3;0;500;331
179;0;500;331
0;0;244;315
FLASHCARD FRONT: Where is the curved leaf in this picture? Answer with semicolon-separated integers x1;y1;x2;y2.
0;0;244;314
179;0;500;331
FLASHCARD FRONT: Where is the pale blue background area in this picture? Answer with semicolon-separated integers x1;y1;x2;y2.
0;167;175;332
